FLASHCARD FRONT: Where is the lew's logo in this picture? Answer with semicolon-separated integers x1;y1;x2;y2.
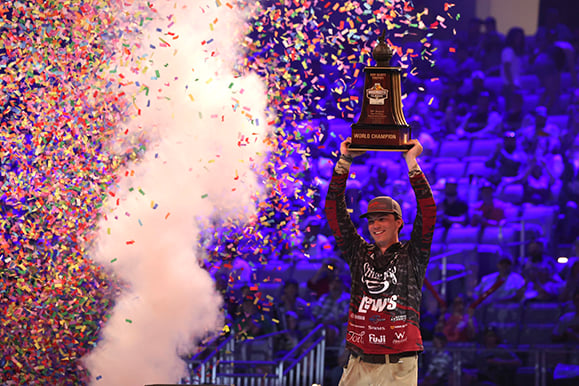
369;334;387;344
358;295;398;313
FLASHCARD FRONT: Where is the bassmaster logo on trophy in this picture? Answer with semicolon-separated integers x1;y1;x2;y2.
367;83;389;105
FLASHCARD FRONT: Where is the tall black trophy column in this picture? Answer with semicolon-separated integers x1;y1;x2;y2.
349;30;412;151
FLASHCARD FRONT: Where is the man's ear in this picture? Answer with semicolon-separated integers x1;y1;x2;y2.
396;218;404;231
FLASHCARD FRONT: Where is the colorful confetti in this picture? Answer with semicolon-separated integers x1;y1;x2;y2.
0;0;457;383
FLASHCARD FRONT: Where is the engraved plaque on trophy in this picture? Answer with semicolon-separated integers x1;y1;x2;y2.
349;30;412;151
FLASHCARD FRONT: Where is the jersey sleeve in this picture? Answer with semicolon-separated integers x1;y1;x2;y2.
408;171;437;279
324;170;367;265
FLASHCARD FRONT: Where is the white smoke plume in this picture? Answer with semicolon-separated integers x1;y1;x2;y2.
83;1;269;384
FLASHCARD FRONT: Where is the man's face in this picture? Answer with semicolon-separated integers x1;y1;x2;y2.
367;213;402;246
329;277;343;296
498;260;512;276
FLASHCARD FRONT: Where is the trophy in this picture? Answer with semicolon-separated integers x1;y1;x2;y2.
349;30;412;151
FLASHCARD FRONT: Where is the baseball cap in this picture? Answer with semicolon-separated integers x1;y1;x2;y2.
360;196;403;219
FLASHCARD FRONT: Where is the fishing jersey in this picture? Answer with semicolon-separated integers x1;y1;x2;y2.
325;169;436;355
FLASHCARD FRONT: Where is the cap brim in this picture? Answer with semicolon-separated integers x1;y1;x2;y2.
360;210;398;219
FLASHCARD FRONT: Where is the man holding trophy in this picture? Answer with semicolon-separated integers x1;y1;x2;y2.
324;32;437;385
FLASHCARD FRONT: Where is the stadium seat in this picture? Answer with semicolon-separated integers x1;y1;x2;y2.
522;94;540;115
521;204;558;242
433;161;466;180
547;115;568;129
445;225;482;245
502;202;521;220
518;323;557;345
483;76;503;94
437;140;471;159
491;322;520;345
468;138;501;160
498;184;524;205
522;301;561;324
465;160;493;179
483;302;523;325
479;225;516;247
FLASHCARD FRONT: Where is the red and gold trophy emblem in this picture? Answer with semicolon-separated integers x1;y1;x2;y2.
349;31;412;151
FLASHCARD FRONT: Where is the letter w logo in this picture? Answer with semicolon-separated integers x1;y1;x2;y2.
394;332;405;340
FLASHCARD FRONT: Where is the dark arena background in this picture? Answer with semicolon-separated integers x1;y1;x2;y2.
1;0;578;385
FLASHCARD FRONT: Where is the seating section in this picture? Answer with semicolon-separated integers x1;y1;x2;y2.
468;138;500;160
445;225;481;245
518;323;556;345
483;302;522;326
521;301;561;324
520;204;558;242
465;160;492;179
479;225;517;247
498;184;524;205
437;140;471;159
433;160;466;180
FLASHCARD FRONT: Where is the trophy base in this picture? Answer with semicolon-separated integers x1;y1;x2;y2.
350;124;412;152
348;143;414;152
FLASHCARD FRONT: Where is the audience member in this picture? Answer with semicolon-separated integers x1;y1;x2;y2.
518;239;564;301
538;8;573;43
500;158;557;204
215;273;238;323
274;279;314;352
502;90;525;132
457;17;484;57
470;182;506;228
473;254;525;305
566;89;579;137
520;239;558;276
467;326;522;386
560;260;579;303
438;294;478;343
501;27;527;112
552;289;579;344
518;106;561;160
307;258;340;299
459;71;498;109
437;178;469;228
480;17;505;72
233;293;275;341
456;91;502;138
485;131;527;182
556;140;579;244
311;274;350;346
559;238;579;281
531;29;567;113
420;333;452;386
